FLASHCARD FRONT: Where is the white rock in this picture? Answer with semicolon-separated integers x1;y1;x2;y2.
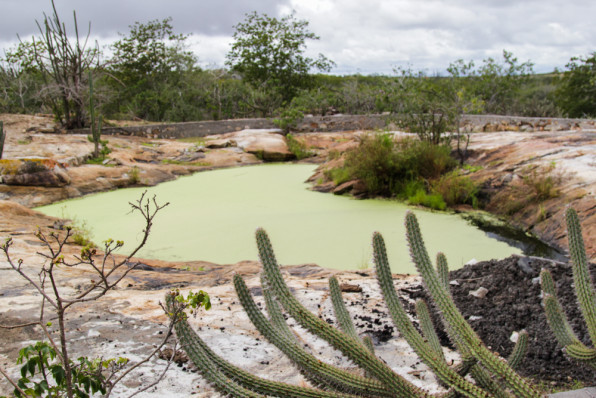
469;286;489;298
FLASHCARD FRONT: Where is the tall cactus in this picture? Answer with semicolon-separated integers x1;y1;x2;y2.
541;207;596;369
168;213;546;397
88;71;103;158
0;121;5;159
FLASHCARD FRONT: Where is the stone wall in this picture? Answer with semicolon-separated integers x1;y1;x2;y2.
68;114;596;139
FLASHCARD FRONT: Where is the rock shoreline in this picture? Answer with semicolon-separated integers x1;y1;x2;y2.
1;113;596;396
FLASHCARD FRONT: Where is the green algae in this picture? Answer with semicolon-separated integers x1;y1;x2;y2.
36;164;521;274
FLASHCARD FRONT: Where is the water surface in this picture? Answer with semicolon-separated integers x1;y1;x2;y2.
37;164;521;274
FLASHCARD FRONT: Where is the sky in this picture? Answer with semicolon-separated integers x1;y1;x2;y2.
1;0;595;75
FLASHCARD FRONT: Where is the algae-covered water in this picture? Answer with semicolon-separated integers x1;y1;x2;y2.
36;164;521;274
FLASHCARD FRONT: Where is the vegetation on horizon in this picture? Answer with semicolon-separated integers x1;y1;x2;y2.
0;2;594;127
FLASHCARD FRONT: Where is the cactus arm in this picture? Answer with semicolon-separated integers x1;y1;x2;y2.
506;330;528;370
415;299;445;362
167;294;362;398
362;336;375;354
566;208;596;344
544;292;596;369
261;274;297;343
329;276;374;353
404;211;544;398
373;232;493;398
165;298;267;397
565;343;596;364
234;274;395;397
541;269;583;349
256;228;429;398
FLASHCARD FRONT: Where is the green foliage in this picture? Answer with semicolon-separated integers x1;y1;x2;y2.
168;213;546;397
107;18;198;121
325;166;351;185
555;52;596;117
541;208;596;370
273;107;305;133
13;341;125;398
0;42;46;114
431;170;479;208
84;137;110;163
172;289;211;317
226;11;334;103
338;134;456;200
407;189;447;211
285;133;314;160
128;166;140;185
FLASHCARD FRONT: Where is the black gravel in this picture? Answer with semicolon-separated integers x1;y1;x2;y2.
403;255;596;386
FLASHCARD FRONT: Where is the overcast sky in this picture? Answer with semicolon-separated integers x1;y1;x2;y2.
1;0;594;75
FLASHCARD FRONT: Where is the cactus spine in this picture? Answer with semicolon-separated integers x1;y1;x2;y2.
0;121;5;159
541;207;596;369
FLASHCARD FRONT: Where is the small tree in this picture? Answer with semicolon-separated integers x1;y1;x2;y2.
226;12;334;104
108;18;198;121
555;52;596;118
0;193;183;398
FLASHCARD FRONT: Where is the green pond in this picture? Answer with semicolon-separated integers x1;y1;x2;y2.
36;164;521;274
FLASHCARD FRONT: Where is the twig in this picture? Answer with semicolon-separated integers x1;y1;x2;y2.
0;364;27;396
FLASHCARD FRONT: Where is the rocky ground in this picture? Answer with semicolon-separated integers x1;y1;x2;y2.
1;113;596;396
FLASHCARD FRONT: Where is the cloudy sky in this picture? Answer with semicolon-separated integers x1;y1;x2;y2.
1;0;594;75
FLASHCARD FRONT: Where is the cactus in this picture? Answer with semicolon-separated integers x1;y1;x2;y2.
541;207;596;369
88;71;103;158
168;212;545;397
0;121;5;159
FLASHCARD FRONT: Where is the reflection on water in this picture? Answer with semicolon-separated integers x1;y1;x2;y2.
36;164;522;274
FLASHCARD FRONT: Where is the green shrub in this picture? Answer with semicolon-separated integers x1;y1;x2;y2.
407;189;447;210
286;134;314;160
324;167;351;185
272;106;305;133
431;170;479;207
396;139;456;180
490;163;565;216
340;134;456;198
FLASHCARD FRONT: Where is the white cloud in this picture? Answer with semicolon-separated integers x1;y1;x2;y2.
1;0;595;74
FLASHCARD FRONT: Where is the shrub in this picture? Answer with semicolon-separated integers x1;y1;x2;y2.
324;166;351;185
490;163;565;216
273;107;305;133
407;189;447;210
286;134;314;160
431;170;479;207
338;134;457;200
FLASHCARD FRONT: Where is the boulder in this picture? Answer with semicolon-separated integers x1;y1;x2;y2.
1;169;70;187
231;129;295;161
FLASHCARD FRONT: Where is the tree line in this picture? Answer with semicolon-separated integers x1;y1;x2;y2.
0;1;594;129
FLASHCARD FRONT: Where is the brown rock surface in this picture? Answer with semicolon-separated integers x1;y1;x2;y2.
1;114;596;396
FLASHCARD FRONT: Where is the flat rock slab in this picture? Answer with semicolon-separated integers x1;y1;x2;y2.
550;388;596;397
216;129;295;161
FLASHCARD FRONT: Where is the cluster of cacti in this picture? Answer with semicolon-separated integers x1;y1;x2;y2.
541;207;596;370
167;211;547;397
0;120;5;159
